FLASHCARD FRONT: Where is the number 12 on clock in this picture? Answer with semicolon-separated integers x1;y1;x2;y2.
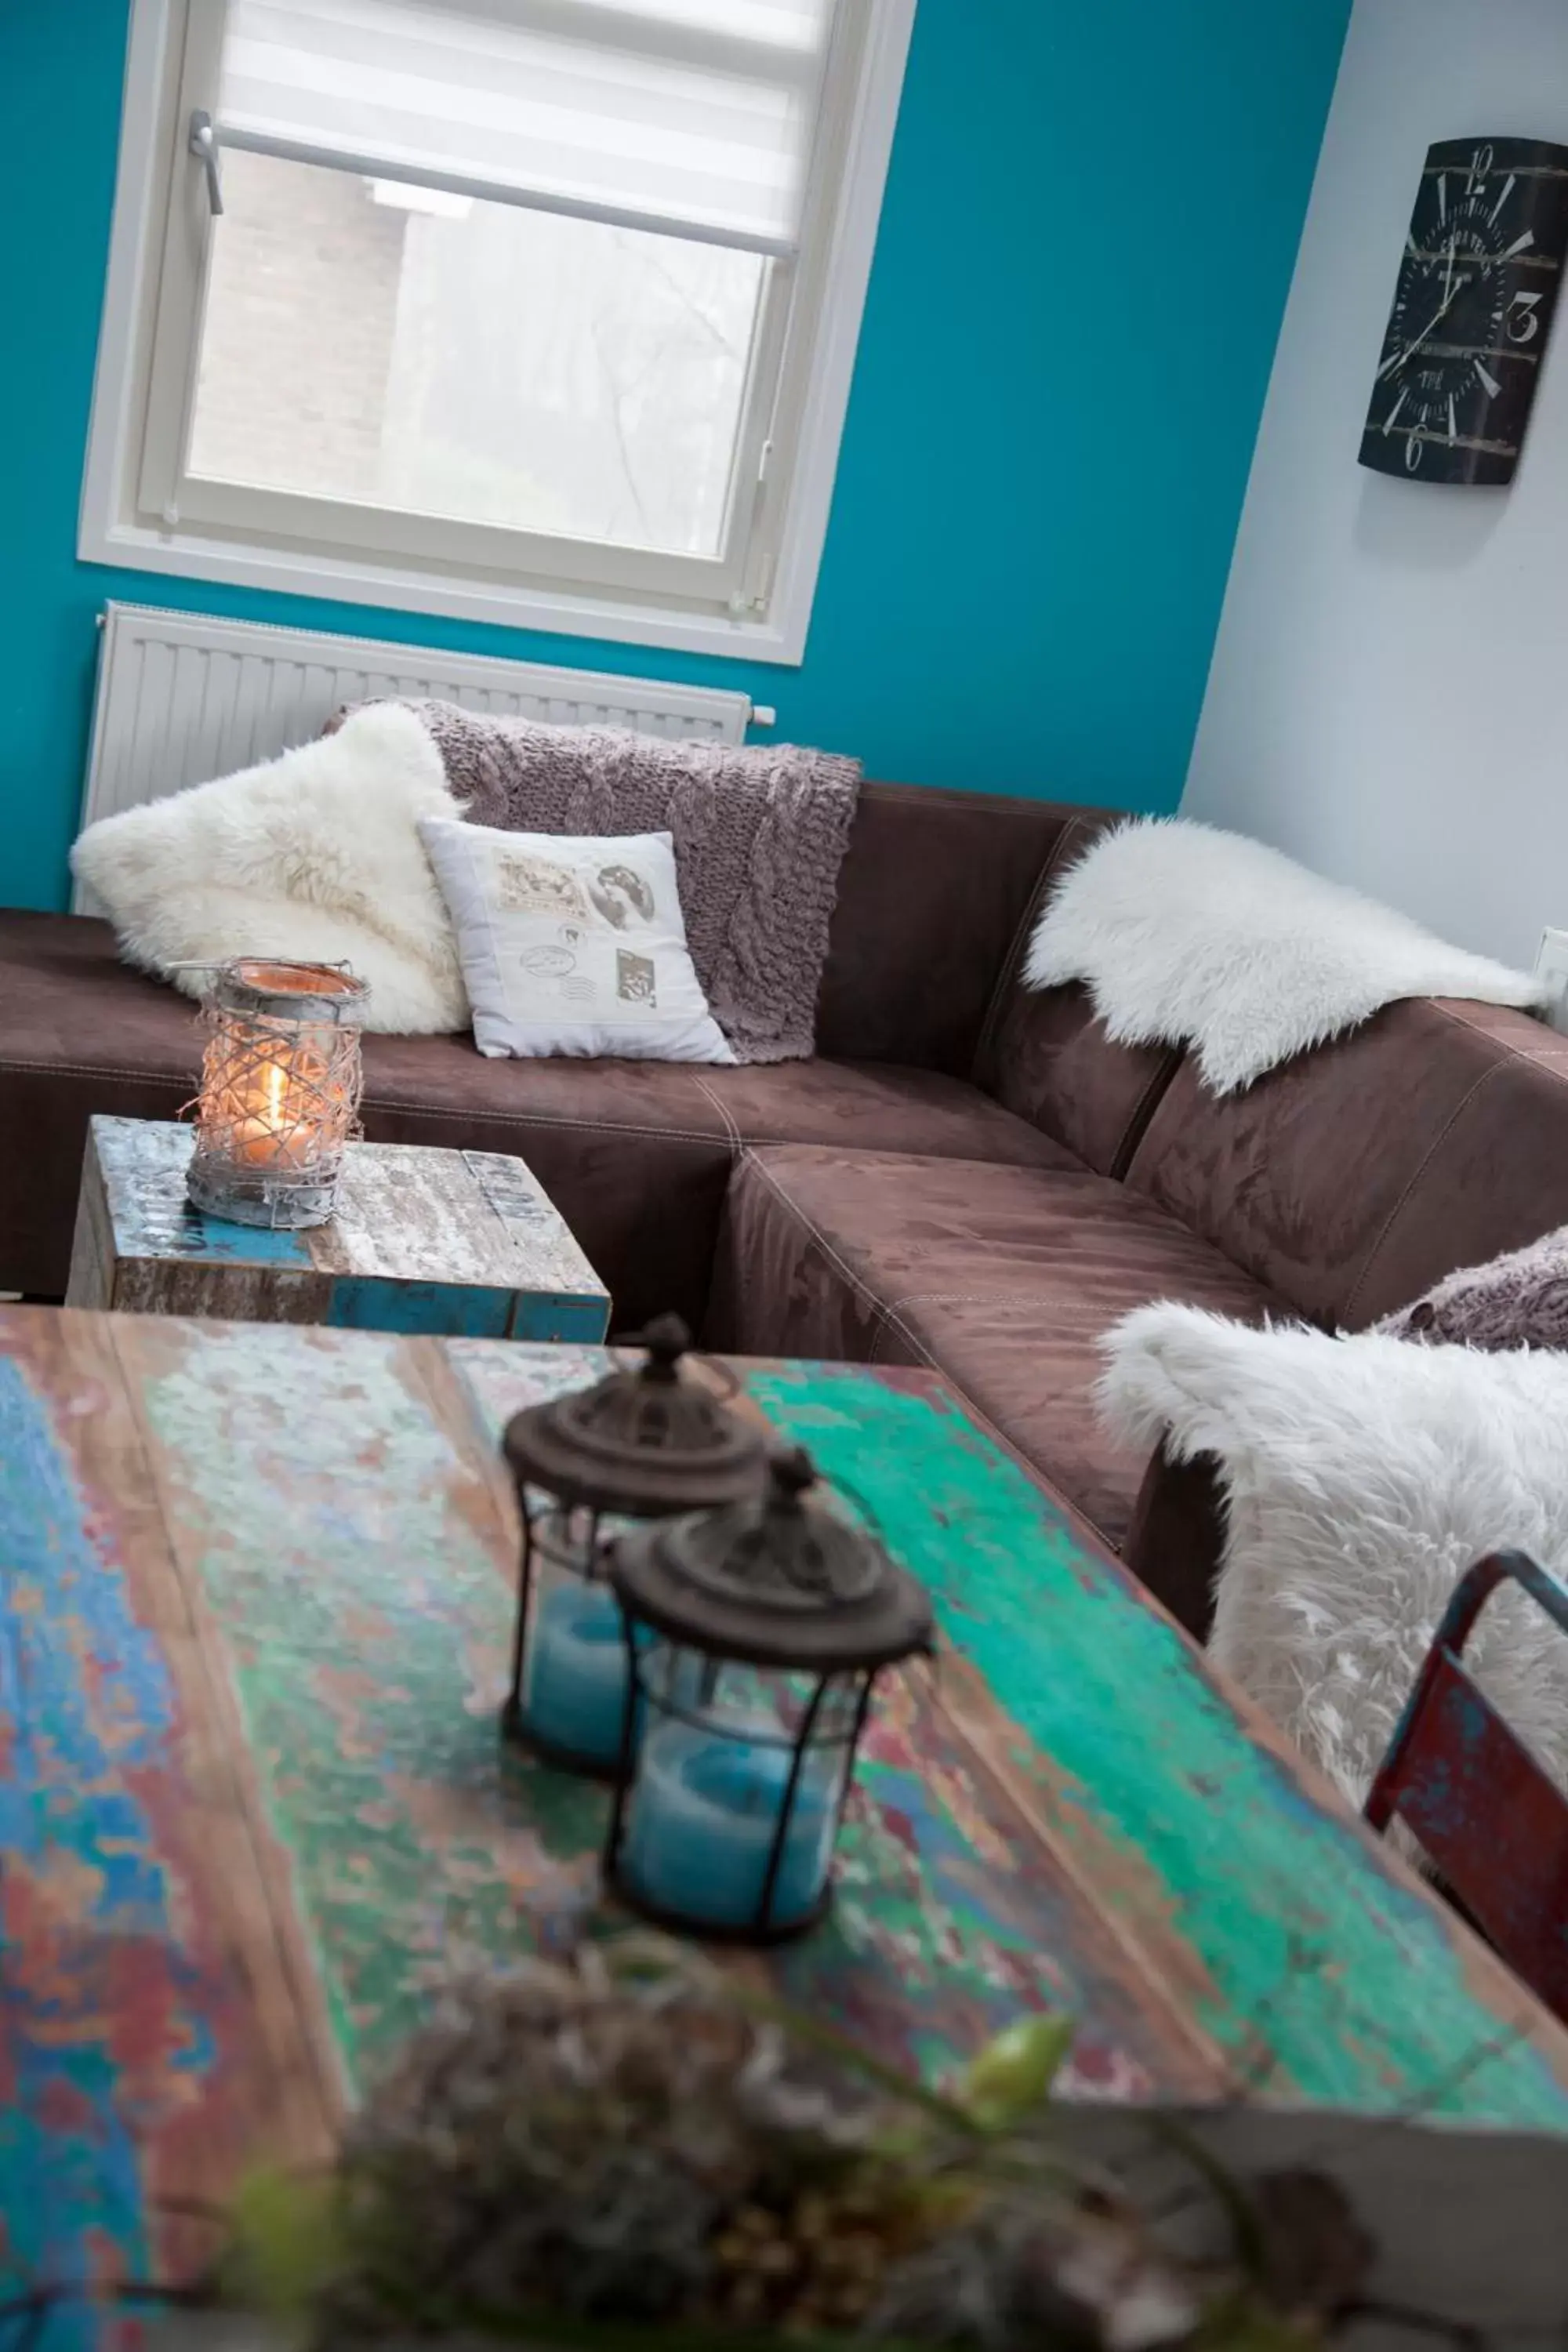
1360;136;1568;486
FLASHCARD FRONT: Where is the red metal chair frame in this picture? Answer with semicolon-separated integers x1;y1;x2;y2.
1365;1548;1568;2024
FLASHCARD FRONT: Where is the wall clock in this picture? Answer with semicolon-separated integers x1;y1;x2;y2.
1360;136;1568;485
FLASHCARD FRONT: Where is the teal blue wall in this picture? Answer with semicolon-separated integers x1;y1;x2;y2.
0;0;1350;912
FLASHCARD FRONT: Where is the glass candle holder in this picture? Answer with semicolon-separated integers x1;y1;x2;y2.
516;1504;633;1770
617;1653;858;1934
187;957;367;1229
500;1316;766;1777
604;1449;935;1945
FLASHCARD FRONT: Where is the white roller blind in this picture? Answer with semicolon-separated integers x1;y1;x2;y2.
216;0;837;253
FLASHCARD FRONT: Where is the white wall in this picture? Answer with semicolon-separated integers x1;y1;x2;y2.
1183;0;1568;967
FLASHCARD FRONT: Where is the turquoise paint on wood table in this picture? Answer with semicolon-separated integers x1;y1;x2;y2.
4;1308;1567;2341
741;1362;1566;2118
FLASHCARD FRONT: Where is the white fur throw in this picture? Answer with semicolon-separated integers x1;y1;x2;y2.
1098;1304;1568;1821
70;703;467;1033
1025;818;1544;1094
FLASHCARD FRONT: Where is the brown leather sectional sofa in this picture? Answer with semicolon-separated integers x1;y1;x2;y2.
7;779;1568;1638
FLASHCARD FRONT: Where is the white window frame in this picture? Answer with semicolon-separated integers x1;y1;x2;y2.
79;0;915;666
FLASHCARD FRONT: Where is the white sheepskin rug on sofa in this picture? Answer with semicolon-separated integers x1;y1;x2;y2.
1025;817;1543;1094
1098;1302;1568;1816
70;702;467;1033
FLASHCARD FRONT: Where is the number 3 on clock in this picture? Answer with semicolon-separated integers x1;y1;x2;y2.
1508;290;1544;344
1359;136;1568;485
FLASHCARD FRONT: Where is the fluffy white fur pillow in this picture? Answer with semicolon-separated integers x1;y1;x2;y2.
70;703;467;1033
1025;818;1542;1094
1098;1304;1568;1817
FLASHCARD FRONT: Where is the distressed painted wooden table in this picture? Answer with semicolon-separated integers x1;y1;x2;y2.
5;1307;1568;2339
64;1115;609;1338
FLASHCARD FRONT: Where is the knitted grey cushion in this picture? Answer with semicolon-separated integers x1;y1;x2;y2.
393;702;862;1064
1379;1227;1568;1348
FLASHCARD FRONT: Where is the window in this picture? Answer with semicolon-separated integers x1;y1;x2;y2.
82;0;914;661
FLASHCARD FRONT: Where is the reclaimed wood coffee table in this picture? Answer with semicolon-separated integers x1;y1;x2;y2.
65;1114;609;1338
5;1305;1568;2314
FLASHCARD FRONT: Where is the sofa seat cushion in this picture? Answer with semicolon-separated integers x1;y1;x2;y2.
709;1144;1284;1552
359;1050;1067;1324
687;1058;1078;1169
0;913;1068;1320
0;905;217;1078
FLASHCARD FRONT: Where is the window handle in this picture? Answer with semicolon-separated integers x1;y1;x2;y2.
189;109;224;216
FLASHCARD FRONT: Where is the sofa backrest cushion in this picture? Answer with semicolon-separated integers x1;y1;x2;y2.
813;782;1084;1076
1123;995;1568;1327
969;812;1182;1177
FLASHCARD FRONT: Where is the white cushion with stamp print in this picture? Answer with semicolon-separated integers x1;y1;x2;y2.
419;818;735;1063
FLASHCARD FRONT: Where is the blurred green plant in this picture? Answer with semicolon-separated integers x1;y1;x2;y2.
217;1938;1361;2352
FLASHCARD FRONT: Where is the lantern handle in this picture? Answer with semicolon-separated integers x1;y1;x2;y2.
757;1446;891;1556
604;1321;743;1407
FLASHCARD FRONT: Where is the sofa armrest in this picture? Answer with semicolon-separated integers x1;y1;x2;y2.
1120;1442;1226;1643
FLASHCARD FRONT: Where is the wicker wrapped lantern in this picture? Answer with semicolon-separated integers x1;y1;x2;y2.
500;1316;766;1775
187;957;368;1229
603;1447;935;1944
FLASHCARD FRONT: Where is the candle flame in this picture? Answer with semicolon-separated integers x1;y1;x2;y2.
216;1050;312;1163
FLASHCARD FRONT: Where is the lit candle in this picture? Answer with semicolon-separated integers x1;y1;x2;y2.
619;1712;837;1932
522;1580;633;1767
229;1058;317;1168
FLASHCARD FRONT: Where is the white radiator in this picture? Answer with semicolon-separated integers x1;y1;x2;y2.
78;603;766;899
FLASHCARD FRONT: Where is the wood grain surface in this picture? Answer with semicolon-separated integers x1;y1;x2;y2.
5;1305;1568;2332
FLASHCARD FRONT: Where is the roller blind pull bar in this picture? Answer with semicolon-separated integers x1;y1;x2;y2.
187;108;800;260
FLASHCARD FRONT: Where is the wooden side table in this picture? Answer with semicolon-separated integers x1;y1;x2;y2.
65;1115;610;1339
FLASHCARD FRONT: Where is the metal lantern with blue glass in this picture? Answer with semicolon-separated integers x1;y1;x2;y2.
499;1315;765;1776
604;1446;935;1944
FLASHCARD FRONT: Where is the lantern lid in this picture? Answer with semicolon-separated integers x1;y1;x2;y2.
502;1314;766;1518
609;1446;935;1670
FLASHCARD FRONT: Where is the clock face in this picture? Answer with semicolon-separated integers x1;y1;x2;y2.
1361;137;1568;485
